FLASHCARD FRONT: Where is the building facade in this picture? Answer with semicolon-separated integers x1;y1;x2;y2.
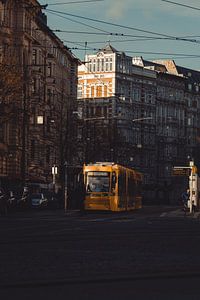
78;45;157;201
0;0;79;193
78;45;200;203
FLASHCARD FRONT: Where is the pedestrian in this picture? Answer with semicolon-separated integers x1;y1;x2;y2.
181;190;189;216
192;200;196;215
181;190;189;204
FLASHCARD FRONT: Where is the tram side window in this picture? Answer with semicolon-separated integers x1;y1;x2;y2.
128;174;136;197
118;172;126;196
111;172;116;191
137;180;142;196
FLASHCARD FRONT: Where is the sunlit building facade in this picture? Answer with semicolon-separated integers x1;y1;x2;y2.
78;46;200;203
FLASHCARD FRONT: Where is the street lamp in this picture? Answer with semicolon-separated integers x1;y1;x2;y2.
51;164;58;193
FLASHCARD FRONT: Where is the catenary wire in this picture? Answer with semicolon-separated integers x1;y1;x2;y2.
47;10;110;34
45;8;200;45
161;0;200;11
46;0;104;5
0;0;104;10
3;43;200;60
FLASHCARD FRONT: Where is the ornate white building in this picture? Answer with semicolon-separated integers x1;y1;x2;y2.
78;45;200;203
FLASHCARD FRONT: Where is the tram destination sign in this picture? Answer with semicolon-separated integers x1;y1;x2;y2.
172;167;190;176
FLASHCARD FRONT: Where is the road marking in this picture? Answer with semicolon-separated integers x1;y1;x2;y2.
88;218;109;222
160;212;167;217
111;219;135;223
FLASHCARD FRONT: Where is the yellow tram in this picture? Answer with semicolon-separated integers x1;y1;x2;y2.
83;162;142;212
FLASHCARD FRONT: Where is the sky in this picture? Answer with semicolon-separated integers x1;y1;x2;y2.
39;0;200;71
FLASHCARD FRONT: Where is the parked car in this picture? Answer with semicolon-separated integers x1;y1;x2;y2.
31;193;48;208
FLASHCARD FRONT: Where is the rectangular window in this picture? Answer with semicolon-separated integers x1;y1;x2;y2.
97;59;100;72
0;124;4;142
32;78;37;93
47;62;52;77
46;146;50;163
47;89;52;104
101;59;104;71
91;86;94;97
89;62;92;72
104;85;108;97
31;140;35;160
105;58;109;71
77;86;82;98
96;86;102;97
32;49;37;65
47;116;51;132
0;156;7;176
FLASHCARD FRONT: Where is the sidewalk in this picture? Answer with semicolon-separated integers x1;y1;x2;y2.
161;208;200;219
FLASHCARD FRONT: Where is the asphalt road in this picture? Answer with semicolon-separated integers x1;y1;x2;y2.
1;206;200;299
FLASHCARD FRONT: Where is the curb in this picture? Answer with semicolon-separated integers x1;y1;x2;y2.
161;209;200;219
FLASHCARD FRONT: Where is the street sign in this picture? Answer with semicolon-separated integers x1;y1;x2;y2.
172;168;190;176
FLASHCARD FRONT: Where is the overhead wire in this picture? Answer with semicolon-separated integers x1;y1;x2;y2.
161;0;200;11
67;47;200;58
53;29;124;37
2;3;197;48
46;0;104;5
2;1;200;64
62;37;199;44
44;7;200;67
47;10;110;34
51;28;200;43
3;41;200;61
46;8;200;63
2;22;200;43
0;0;104;11
45;8;200;45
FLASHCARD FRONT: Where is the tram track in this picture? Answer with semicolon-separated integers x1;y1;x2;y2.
1;215;200;289
2;268;200;289
1;217;200;245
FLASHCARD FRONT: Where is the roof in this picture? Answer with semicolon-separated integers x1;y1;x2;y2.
153;60;200;83
143;60;167;72
99;44;119;54
132;56;167;72
176;65;200;83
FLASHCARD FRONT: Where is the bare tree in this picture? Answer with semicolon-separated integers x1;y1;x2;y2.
0;57;23;124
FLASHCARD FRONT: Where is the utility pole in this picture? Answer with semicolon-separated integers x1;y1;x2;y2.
21;61;28;186
189;160;198;213
173;160;199;214
64;162;68;213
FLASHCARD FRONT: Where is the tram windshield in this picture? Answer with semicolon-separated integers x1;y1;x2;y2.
86;171;110;192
